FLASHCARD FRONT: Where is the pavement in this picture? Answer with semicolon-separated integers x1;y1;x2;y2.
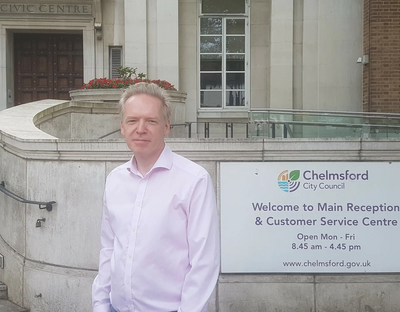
0;282;29;312
0;299;29;312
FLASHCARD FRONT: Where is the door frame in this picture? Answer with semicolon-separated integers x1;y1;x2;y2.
1;20;95;109
13;32;84;105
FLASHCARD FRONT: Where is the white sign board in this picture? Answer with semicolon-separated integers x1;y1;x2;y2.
221;162;400;273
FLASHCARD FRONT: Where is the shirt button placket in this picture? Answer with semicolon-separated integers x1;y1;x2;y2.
125;178;147;303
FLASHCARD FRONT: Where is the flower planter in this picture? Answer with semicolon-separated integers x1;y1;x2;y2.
69;88;124;103
69;88;187;133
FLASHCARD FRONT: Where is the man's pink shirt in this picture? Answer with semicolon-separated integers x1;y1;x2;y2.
92;145;220;312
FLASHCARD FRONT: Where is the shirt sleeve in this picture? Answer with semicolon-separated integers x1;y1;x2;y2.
179;173;220;312
92;192;114;312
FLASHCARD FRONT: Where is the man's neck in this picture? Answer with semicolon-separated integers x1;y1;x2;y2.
136;158;155;176
135;145;165;176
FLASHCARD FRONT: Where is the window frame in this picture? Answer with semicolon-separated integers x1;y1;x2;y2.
109;46;123;79
198;0;250;111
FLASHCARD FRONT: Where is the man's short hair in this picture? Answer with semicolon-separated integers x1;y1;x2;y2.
119;82;172;122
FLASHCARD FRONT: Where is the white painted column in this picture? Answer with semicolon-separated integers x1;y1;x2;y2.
83;25;96;82
293;0;304;111
157;0;179;88
124;0;147;75
93;0;104;78
113;0;125;46
178;0;197;123
95;33;104;79
269;0;293;109
302;0;319;110
147;0;179;88
315;0;363;112
0;27;7;110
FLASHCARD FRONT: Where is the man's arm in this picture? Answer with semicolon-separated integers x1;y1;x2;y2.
179;173;220;312
92;195;114;312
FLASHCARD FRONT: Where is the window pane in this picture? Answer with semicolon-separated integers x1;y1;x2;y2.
201;18;222;34
201;73;222;89
226;55;245;71
226;91;245;106
201;55;222;71
202;0;246;14
226;19;245;34
200;36;222;53
226;36;245;53
201;91;222;107
226;73;245;89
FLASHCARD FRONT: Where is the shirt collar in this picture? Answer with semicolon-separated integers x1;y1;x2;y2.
127;144;173;176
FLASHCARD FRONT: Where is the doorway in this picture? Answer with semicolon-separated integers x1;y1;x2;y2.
14;33;83;105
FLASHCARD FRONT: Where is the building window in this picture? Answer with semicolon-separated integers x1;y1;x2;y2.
200;0;248;109
109;46;123;79
202;0;246;14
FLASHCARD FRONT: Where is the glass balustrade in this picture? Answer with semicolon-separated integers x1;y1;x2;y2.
248;109;400;139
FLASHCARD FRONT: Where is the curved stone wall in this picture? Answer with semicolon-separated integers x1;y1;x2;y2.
1;100;400;312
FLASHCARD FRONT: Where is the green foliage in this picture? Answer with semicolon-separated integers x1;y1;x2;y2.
115;67;146;79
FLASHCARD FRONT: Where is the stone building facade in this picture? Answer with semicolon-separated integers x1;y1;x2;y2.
0;0;371;123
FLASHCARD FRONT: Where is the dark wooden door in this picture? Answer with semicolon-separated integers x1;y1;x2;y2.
14;33;83;105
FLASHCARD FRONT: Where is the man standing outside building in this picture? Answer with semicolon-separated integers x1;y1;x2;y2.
92;82;220;312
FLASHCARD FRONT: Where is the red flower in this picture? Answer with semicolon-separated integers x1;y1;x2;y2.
80;76;176;91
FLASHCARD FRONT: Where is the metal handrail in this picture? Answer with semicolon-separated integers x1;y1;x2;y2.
0;181;55;211
250;107;400;119
96;108;400;139
98;121;250;139
98;129;120;139
251;119;400;129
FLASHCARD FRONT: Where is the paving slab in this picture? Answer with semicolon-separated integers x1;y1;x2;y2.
0;300;29;312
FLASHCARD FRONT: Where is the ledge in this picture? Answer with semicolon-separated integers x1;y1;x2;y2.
197;109;249;121
69;88;187;103
1;100;400;162
0;100;65;140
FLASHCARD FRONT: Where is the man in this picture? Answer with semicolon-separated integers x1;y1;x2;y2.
92;82;220;312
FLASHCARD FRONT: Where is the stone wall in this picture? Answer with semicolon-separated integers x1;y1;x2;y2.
1;100;400;312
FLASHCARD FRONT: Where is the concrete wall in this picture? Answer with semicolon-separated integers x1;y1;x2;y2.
38;113;121;139
1;101;400;312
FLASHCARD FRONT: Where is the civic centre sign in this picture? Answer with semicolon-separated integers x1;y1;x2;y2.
0;3;92;14
221;162;400;273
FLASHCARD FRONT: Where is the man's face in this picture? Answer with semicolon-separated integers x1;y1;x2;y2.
121;94;170;161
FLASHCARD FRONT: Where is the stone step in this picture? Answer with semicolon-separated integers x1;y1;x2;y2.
0;299;29;312
0;281;7;299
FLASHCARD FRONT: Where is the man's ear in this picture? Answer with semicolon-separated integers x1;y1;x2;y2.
121;121;125;136
164;121;171;136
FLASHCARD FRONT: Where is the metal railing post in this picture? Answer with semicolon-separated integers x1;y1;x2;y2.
187;122;192;138
205;122;209;138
